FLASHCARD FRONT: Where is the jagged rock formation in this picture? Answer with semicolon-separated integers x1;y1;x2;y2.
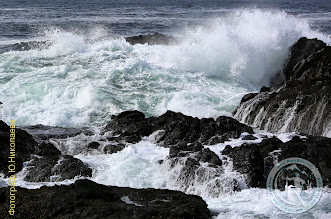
0;179;211;219
105;110;253;195
0;121;92;181
234;37;331;137
104;110;253;147
0;121;37;176
223;135;331;187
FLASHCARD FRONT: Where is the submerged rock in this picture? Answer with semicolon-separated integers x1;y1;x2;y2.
22;124;93;142
125;32;178;45
234;37;331;137
0;179;211;219
0;40;52;53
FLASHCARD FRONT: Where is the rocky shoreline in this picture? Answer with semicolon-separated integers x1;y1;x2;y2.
0;36;330;218
234;37;331;137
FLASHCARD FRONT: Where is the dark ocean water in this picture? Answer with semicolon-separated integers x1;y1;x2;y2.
1;0;331;44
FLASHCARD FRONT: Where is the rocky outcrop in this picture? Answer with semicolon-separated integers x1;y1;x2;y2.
234;37;331;137
24;155;92;182
125;32;178;45
104;110;253;147
163;142;242;197
104;111;252;196
0;120;92;181
0;179;211;219
0;40;52;53
0;121;37;176
223;135;331;188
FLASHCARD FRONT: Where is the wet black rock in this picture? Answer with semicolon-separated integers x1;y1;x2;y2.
125;32;178;45
234;37;331;137
0;121;37;176
104;110;151;143
242;135;258;140
164;141;241;196
282;37;327;80
104;110;253;148
169;142;222;166
148;111;202;146
0;179;211;219
35;142;61;156
87;141;100;149
24;155;92;182
103;143;125;154
0;120;92;181
223;135;331;188
0;40;52;53
222;143;265;187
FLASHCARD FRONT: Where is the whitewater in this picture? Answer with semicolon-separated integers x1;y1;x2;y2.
1;9;331;219
1;10;330;126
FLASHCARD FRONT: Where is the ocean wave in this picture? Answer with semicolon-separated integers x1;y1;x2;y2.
0;9;330;127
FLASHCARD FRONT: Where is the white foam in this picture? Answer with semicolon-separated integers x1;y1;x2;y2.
75;139;169;189
1;10;329;127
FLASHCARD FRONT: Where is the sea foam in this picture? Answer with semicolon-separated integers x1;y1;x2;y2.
0;9;330;127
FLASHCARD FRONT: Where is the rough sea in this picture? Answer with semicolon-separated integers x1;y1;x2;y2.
0;0;330;218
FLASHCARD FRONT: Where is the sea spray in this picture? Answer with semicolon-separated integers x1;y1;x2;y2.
0;9;330;127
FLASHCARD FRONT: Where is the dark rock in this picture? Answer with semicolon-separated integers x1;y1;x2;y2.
242;135;258;140
148;111;202;146
163;143;243;196
224;135;331;188
104;110;253;148
0;179;211;219
104;110;151;143
260;86;270;92
203;136;226;145
0;120;37;176
222;143;265;187
57;155;92;180
148;111;253;147
239;93;258;104
0;40;52;53
121;132;142;143
215;116;253;139
283;37;326;80
125;32;178;45
24;155;92;182
87;141;100;149
234;37;331;137
103;143;125;154
35;142;61;156
196;148;222;166
169;142;222;166
221;145;233;156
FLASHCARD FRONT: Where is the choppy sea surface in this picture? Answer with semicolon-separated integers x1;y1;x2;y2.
0;0;330;218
